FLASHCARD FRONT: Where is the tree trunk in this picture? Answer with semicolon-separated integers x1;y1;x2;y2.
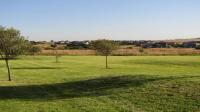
106;55;108;69
55;49;59;63
56;55;58;63
5;59;11;81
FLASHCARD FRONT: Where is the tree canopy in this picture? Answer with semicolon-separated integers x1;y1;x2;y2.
0;26;29;59
93;39;119;56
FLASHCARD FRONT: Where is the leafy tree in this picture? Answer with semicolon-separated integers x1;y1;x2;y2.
29;46;42;55
93;39;119;69
0;26;30;81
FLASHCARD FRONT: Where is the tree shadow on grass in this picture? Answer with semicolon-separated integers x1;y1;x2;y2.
11;67;68;70
0;75;199;100
125;60;200;67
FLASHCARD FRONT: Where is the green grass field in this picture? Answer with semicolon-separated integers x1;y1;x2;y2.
0;56;200;112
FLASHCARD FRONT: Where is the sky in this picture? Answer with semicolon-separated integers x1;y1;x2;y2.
1;0;200;41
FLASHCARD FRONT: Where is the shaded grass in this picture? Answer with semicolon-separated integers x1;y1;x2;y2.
0;75;199;99
0;75;175;100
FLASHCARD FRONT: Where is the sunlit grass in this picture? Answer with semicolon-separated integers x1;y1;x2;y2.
0;56;200;112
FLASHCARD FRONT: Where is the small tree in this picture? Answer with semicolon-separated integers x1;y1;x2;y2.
51;43;60;63
139;47;144;54
0;26;30;81
29;46;42;55
93;39;119;69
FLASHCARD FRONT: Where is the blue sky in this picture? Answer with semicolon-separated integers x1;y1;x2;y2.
1;0;200;41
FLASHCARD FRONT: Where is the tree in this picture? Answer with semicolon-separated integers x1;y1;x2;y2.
0;26;29;81
29;46;42;55
51;43;60;63
93;39;119;69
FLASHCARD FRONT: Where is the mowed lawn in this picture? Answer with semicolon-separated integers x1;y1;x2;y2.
0;56;200;112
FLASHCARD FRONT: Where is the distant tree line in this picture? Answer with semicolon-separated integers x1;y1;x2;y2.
30;40;200;50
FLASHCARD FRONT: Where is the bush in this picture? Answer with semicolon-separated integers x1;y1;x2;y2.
29;46;42;55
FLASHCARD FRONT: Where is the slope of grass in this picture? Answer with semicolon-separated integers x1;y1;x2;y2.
0;56;200;112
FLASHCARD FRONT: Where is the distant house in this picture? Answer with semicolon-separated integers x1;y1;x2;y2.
183;41;197;48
